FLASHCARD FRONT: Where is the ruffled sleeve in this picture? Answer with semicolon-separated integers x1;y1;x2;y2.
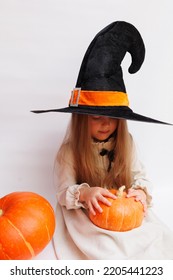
55;143;90;209
131;142;152;206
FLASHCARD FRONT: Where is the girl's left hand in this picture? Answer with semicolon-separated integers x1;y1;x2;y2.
127;188;147;216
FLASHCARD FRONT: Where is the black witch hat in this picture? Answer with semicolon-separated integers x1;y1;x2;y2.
32;21;171;125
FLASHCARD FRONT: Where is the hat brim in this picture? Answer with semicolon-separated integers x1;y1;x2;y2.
32;106;171;125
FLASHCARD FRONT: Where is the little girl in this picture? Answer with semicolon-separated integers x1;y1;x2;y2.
32;21;173;259
53;114;156;259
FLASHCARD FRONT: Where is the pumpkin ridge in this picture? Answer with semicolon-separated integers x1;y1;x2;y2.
115;198;124;231
105;204;110;229
119;199;125;231
0;209;3;217
125;198;135;230
45;224;51;241
45;202;55;214
6;218;35;258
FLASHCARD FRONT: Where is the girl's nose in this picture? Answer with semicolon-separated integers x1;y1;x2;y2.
101;117;110;125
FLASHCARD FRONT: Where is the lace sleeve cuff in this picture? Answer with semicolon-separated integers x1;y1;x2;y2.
66;183;90;209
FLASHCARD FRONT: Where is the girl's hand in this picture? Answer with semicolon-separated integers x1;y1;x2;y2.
127;188;147;215
79;187;117;216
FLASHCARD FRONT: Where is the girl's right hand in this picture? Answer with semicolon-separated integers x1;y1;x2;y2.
79;187;117;216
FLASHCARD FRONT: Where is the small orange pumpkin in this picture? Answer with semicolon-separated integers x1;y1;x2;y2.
89;186;144;231
0;191;55;260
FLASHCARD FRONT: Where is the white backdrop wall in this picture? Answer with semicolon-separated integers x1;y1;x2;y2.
0;0;173;259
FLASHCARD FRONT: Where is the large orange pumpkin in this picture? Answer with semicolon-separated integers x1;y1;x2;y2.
89;186;144;231
0;191;55;260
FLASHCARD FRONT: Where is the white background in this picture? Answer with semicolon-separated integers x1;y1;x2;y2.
0;0;173;260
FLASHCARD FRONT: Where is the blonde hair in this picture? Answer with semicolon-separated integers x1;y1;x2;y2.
57;113;133;189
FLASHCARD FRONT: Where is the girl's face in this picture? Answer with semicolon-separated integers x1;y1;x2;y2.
88;115;118;141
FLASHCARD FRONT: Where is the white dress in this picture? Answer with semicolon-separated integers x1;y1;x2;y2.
53;139;173;259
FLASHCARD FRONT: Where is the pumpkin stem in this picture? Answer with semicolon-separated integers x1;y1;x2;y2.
117;185;126;198
0;209;3;217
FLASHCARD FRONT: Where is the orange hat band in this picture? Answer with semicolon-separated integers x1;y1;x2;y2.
69;88;129;107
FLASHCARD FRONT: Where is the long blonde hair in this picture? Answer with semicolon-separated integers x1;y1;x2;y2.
57;113;133;189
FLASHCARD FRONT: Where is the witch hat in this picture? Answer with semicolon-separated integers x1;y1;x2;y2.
32;21;171;125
